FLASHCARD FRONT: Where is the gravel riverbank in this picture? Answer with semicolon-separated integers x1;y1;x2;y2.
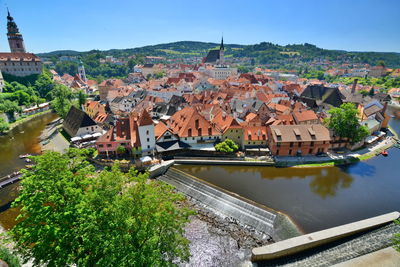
182;197;273;267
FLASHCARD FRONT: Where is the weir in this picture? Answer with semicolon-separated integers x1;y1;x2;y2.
158;167;302;241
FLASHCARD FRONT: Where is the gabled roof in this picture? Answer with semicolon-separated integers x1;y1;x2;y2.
211;111;242;133
204;49;220;63
293;110;318;122
300;85;344;107
138;110;153;126
63;106;97;137
169;107;218;137
243;126;267;141
269;124;331;143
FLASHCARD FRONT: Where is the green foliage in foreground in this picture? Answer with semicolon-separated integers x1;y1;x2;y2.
325;103;369;144
11;149;194;266
215;138;239;153
0;117;10;133
0;246;21;267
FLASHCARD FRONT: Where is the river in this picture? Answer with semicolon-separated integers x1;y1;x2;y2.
0;112;58;229
176;107;400;233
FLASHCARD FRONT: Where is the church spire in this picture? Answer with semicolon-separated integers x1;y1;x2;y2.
220;36;224;51
7;9;26;53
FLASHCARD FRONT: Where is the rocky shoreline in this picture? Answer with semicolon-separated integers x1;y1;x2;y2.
179;195;273;266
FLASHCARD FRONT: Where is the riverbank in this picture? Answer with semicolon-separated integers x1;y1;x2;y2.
38;118;69;153
2;110;53;135
182;197;272;266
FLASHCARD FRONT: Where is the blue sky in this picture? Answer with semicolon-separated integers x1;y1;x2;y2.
1;0;399;53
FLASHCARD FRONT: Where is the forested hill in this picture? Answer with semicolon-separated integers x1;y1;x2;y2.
38;41;400;68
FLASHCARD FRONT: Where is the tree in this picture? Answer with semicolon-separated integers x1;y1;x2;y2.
359;90;369;97
77;90;87;107
325;103;369;143
33;71;55;99
0;100;20;117
0;246;21;267
377;60;386;67
11;151;193;266
215;138;239;153
154;71;165;79
369;87;375;96
237;65;250;73
51;84;73;118
116;144;127;155
0;117;10;133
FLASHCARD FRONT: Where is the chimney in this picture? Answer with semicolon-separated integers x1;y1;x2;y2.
351;79;358;94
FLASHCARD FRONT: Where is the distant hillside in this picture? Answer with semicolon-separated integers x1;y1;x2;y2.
37;41;400;68
38;50;81;56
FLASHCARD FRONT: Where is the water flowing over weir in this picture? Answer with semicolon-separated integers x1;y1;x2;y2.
158;167;302;241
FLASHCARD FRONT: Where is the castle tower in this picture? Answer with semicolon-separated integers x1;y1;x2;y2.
219;36;224;65
7;9;26;53
78;60;87;82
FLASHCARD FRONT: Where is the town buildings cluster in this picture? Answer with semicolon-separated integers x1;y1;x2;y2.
58;38;393;160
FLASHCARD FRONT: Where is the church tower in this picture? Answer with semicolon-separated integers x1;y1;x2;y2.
7;9;26;53
219;36;224;65
78;60;87;82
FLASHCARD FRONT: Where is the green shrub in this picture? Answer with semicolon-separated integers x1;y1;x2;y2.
0;246;21;267
215;138;239;153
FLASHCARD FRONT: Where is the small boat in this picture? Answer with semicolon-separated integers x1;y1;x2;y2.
19;154;31;159
381;150;389;157
25;158;32;163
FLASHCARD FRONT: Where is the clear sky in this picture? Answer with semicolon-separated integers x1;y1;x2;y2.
1;0;399;53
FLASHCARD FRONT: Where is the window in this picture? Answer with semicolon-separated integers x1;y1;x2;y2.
86;127;89;130
276;149;280;155
277;142;281;147
309;148;313;154
146;130;149;135
290;142;293;147
310;141;314;147
107;144;112;147
99;144;104;148
188;128;192;137
147;138;150;142
298;142;302;147
289;149;292;155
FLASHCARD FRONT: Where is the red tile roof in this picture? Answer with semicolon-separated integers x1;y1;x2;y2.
169;107;218;137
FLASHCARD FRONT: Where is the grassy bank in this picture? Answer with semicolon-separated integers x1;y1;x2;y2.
4;110;52;134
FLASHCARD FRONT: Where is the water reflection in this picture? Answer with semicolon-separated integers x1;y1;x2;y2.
309;170;352;198
339;162;376;177
177;165;354;199
0;112;58;177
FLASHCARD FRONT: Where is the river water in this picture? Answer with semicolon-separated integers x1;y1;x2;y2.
0;112;58;229
177;107;400;233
